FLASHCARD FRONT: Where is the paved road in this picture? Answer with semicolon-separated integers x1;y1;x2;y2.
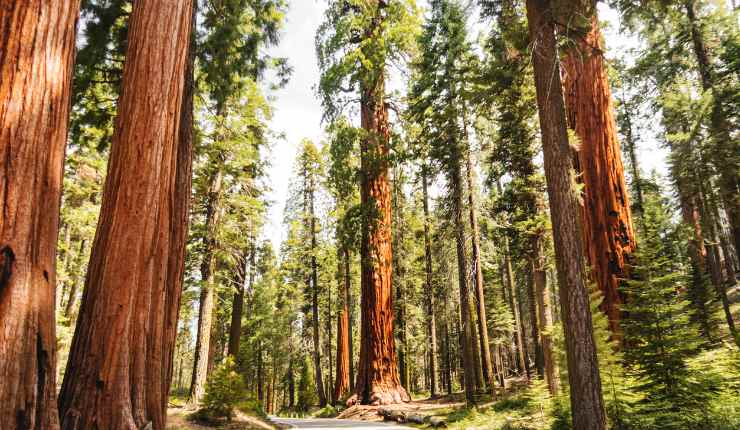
270;416;409;429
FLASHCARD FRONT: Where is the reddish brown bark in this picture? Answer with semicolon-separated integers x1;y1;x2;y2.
525;0;606;427
333;248;351;403
58;2;194;429
348;68;409;405
167;0;196;399
0;2;80;428
562;17;637;339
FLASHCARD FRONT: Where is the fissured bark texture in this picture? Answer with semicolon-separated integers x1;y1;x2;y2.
348;73;409;406
563;17;637;338
58;2;194;429
0;2;80;429
525;0;607;428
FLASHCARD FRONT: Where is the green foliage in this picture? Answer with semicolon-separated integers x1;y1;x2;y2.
316;0;420;120
297;356;317;412
199;0;290;110
408;0;476;176
197;357;250;421
71;0;130;151
620;181;716;429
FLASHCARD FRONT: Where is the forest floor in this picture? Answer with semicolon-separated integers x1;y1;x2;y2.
167;403;276;430
336;375;550;429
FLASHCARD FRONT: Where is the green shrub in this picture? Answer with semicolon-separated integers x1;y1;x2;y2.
194;357;248;422
314;405;338;418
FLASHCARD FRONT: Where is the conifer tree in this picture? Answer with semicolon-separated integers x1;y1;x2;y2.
327;118;362;402
408;0;488;403
59;2;194;428
524;0;607;427
561;5;637;338
622;177;714;429
190;0;288;404
317;0;418;405
0;1;80;428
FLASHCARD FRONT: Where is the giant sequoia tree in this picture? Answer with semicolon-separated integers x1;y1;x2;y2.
58;2;194;428
562;9;637;337
317;0;418;405
0;1;80;428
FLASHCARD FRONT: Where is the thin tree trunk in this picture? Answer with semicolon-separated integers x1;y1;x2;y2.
704;187;739;344
288;356;295;408
563;16;637;340
346;249;355;390
618;85;644;218
501;226;528;377
58;225;73;307
450;148;477;405
327;279;334;402
526;268;544;378
422;168;439;398
678;182;719;341
58;2;194;428
525;1;607;427
64;239;87;318
228;242;252;357
0;2;80;428
444;319;453;395
257;341;264;402
464;148;495;394
309;171;327;407
190;164;224;405
532;234;560;394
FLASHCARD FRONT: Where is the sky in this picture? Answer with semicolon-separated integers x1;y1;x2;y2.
263;0;328;249
262;1;669;250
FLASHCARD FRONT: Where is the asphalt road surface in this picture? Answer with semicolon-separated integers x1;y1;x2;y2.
270;417;409;429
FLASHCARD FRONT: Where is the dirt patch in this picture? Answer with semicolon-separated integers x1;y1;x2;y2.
167;407;275;430
336;394;466;422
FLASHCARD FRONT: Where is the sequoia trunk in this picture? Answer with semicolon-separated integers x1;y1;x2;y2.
562;17;637;339
0;2;80;428
525;0;607;427
348;70;409;405
58;2;194;429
